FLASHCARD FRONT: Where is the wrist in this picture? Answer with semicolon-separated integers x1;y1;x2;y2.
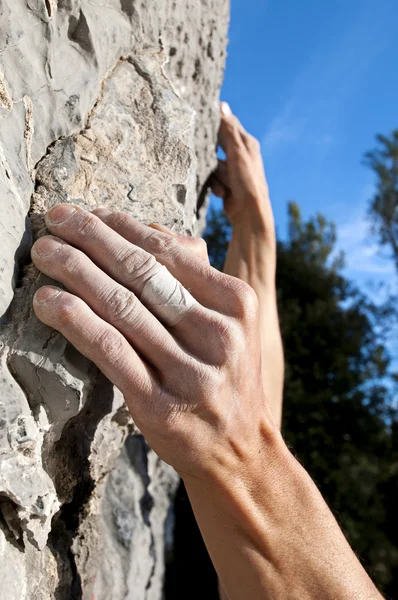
182;420;289;504
229;206;276;253
228;190;275;231
225;213;277;286
229;206;269;231
183;429;381;600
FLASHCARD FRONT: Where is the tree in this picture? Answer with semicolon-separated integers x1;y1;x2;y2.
201;203;398;595
278;203;398;594
365;130;398;271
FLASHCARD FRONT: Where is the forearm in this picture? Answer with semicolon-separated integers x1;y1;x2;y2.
224;212;284;427
184;427;382;600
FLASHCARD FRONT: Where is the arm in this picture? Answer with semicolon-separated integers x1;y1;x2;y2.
212;104;284;600
31;204;382;600
212;102;284;427
184;438;381;600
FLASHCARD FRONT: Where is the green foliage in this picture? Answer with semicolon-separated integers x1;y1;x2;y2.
202;207;231;271
287;201;344;269
204;203;398;596
365;130;398;270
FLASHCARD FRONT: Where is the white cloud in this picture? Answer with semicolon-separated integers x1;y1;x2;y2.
335;202;396;282
262;110;302;154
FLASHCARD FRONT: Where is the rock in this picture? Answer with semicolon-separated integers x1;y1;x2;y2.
0;0;229;598
94;435;180;600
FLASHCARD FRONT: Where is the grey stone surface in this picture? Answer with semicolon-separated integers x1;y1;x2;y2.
94;435;180;600
0;0;229;598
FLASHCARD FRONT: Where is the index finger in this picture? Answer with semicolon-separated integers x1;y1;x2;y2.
45;204;241;319
218;102;247;156
44;204;199;329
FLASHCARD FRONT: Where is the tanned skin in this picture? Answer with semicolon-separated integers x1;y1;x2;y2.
31;104;382;600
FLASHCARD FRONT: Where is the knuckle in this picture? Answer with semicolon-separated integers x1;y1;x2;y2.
93;327;126;360
187;236;208;260
247;134;261;153
118;246;158;281
103;287;138;322
204;315;239;365
194;237;208;252
75;212;99;237
224;119;239;136
147;230;179;257
106;211;130;230
229;281;259;320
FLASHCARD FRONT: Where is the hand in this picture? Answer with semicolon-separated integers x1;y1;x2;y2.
211;103;273;232
31;205;280;481
31;207;382;600
213;104;283;426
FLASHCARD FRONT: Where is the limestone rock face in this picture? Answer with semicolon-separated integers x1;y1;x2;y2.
0;1;229;598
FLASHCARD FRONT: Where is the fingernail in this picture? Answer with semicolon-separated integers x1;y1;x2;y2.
47;204;77;224
32;236;63;257
221;102;232;116
92;207;112;219
34;287;61;305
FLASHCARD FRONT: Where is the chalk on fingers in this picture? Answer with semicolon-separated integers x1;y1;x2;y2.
221;102;232;117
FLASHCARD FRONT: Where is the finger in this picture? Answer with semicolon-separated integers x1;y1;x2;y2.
43;205;201;329
90;207;240;316
148;223;177;235
210;178;228;200
214;159;229;189
220;102;247;135
218;104;246;156
43;206;238;363
31;236;190;373
149;224;209;263
33;286;153;399
219;102;258;155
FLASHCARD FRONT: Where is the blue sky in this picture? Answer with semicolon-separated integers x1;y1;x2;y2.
217;0;398;296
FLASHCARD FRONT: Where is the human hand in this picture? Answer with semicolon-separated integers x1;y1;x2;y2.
211;103;273;231
31;207;382;600
31;205;280;482
212;105;283;426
